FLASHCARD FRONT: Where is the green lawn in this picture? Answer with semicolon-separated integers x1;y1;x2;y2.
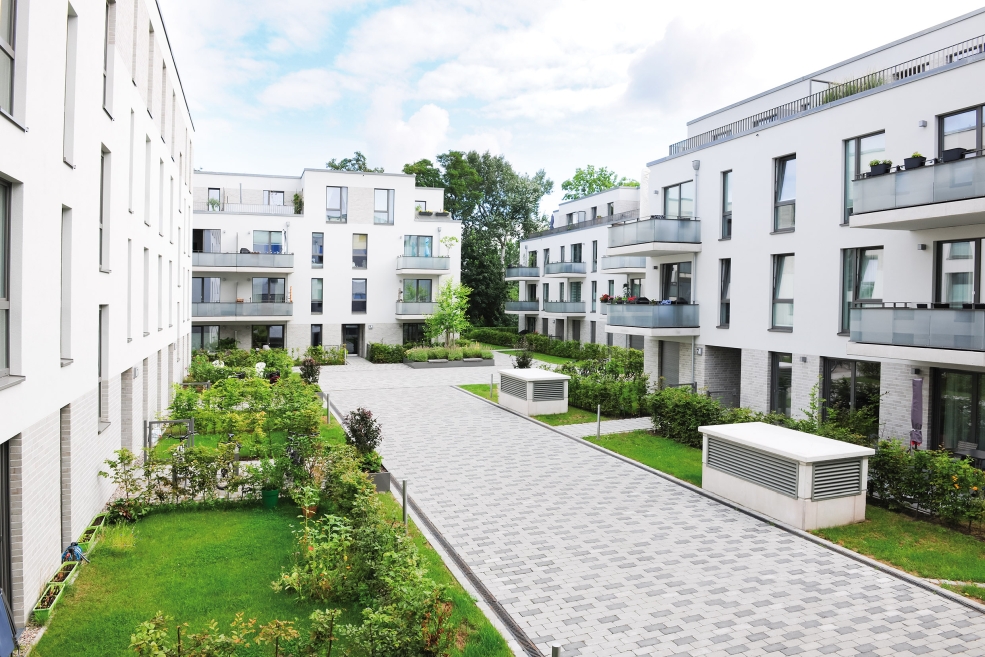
534;407;613;426
585;429;703;486
153;420;346;459
460;383;498;402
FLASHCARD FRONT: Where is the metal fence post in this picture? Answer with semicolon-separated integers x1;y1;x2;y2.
402;480;408;528
551;644;562;657
326;392;331;425
596;404;601;441
490;373;493;401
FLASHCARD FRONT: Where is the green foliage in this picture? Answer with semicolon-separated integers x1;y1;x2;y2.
403;159;444;188
293;192;304;215
325;151;383;173
341;408;383;456
649;387;731;448
512;338;533;369
427;347;448;360
367;343;405;364
820;73;885;103
302;345;347;366
561;164;638;201
425;280;472;348
405;348;429;363
299;358;320;385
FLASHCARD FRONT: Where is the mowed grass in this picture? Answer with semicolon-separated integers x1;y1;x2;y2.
585;429;703;486
534;407;613;426
459;383;498;402
153;420;346;459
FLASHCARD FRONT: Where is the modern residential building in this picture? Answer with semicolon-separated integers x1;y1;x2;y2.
192;170;459;356
0;0;194;626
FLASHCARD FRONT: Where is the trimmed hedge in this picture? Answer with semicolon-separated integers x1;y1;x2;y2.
367;343;405;364
567;374;650;417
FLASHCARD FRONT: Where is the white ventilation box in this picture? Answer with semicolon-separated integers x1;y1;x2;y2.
498;369;569;416
698;422;875;530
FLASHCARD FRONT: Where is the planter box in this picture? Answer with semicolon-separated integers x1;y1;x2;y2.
404;358;493;369
868;163;891;176
33;583;64;624
435;211;450;217
371;472;390;492
904;156;926;170
261;489;280;509
943;147;966;162
77;527;98;553
418;211;434;216
50;562;79;587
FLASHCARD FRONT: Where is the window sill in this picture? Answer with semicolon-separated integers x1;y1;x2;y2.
60;358;73;367
99;266;112;273
770;229;795;235
0;375;26;392
837;331;849;337
768;327;793;333
103;106;114;121
312;265;323;269
0;108;26;132
144;331;150;337
64;158;75;170
717;324;729;329
98;420;111;434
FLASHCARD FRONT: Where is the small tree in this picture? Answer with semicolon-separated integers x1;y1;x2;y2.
341;408;383;455
425;280;471;348
513;337;533;369
299;358;320;385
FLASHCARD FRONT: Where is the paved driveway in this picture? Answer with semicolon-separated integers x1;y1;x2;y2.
320;363;985;657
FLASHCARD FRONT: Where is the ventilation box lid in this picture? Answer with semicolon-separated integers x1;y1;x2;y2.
698;422;874;463
497;368;570;382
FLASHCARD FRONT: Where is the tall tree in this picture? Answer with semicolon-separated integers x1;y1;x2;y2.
425;280;472;347
561;164;638;200
401;159;443;188
325;151;383;172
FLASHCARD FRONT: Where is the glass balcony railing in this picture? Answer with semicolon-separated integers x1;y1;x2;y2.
853;156;985;215
505;301;539;312
192;252;295;268
192;302;293;317
395;256;451;270
505;266;540;278
396;301;435;315
194;202;299;216
600;256;647;270
850;303;985;351
542;301;586;314
544;262;587;275
608;217;701;248
607;303;699;329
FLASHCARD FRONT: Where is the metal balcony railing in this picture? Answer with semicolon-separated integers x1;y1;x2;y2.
505;301;540;312
395;256;451;270
192;302;294;317
608;217;701;248
544;262;587;275
607;303;699;328
527;208;640;239
850;302;985;351
396;301;435;315
194;202;300;215
601;256;647;270
542;301;586;314
853;154;985;215
192;252;295;268
505;266;540;278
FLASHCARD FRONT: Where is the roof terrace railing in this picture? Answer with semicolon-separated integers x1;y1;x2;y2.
668;34;985;157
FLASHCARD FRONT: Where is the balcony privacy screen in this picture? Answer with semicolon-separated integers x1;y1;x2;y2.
608;218;701;248
850;306;985;351
854;157;985;214
606;304;699;328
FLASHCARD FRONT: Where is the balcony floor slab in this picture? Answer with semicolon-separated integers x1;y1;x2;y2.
605;243;700;258
847;341;985;367
850;196;985;230
605;324;699;337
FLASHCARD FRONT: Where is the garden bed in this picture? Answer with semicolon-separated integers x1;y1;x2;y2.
404;358;493;369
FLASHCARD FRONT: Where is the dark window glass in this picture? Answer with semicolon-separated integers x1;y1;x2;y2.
352;279;367;312
252;325;284;349
722;171;732;238
774;156;796;231
311;324;322;347
719;259;731;326
352;234;367;268
192;277;220;303
770;352;793;417
772;254;794;328
311;232;324;267
311;278;323;313
664;181;694;219
252;277;285;303
402;322;425;345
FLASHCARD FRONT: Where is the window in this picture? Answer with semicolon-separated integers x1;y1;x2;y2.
252;325;284;349
403;279;432;302
590;206;597;220
404;235;432;257
774;155;796;231
607;331;613;347
559;282;565;301
572;319;581;342
311;324;322;347
253;230;283;254
207;187;220;211
64;10;78;165
99;150;110;268
0;0;15;114
772;254;794;329
142;248;149;334
543;248;549;265
607;280;614;297
571;243;582;263
570;282;582;302
374;188;394;224
591;281;597;313
590;320;596;343
770;353;793;417
311;279;323;313
191;277;220;303
592;241;598;272
191;325;219;351
719;259;731;327
844;132;885;223
192;229;220;253
565;213;573;225
311;232;324;267
352;234;367;268
661;263;691;302
352;279;367;312
252;277;285;303
0;183;8;376
403;323;425;345
840;247;884;332
526;283;537;302
606;202;614;216
941;106;983;155
721;170;732;238
629;278;642;299
664;181;694;219
101;0;111;109
528;251;537;267
578;211;586;222
415;200;426;212
560;246;566;263
525;316;536;333
822;359;881;432
263;190;284;206
936;240;981;303
326;186;347;222
98;305;108;422
542;283;549;305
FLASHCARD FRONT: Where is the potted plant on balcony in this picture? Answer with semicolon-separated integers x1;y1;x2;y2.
208;198;220;211
943;147;967;163
904;152;926;169
435;208;450;217
869;159;893;176
416;204;433;217
600;294;611;304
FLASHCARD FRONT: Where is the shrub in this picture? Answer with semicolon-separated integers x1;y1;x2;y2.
464;328;518;348
405;347;429;362
480;350;493;359
299;358;320;385
446;348;464;361
564;369;650;417
304;344;347;366
649;386;731;448
341;408;383;455
367;343;405;364
427;346;448;360
462;345;481;358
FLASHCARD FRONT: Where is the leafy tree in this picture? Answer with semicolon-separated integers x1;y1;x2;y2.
425;280;472;347
461;233;509;326
325;151;383;173
401;158;443;189
561;164;639;200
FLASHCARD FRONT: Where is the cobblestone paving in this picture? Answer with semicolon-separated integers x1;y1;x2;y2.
560;417;653;438
320;365;985;657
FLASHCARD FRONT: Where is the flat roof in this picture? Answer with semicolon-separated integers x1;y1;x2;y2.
558;185;640;207
698;422;875;462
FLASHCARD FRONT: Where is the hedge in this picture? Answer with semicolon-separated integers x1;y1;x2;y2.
367;343;405;364
567;374;650;417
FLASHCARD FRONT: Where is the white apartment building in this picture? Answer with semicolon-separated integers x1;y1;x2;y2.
192;171;459;356
0;0;194;626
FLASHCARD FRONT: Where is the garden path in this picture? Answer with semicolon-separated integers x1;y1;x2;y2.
320;363;985;657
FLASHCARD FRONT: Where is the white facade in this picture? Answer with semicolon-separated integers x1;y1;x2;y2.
0;0;193;625
192;170;459;356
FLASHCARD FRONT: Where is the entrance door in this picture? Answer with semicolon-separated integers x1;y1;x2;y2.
659;340;679;386
555;319;565;340
342;325;362;355
572;319;581;342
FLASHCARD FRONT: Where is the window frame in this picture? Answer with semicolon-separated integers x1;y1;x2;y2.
311;232;324;268
403;278;433;303
352;233;367;269
311;324;323;347
311;278;323;314
207;188;220;212
721;170;732;239
592;240;598;272
0;0;16;116
663;180;695;219
252;277;286;303
326;186;348;223
821;358;882;424
843;131;886;224
191;276;220;303
403;235;433;258
191;325;220;351
351;278;367;313
939;105;984;158
571;243;582;263
770;352;793;417
840;246;885;333
934;238;982;304
0;182;8;377
773;155;796;232
252;230;283;254
373;188;394;225
719;258;731;328
771;253;794;330
591;280;597;313
263;190;284;206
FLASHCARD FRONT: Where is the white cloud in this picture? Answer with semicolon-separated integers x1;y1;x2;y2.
259;69;348;110
364;93;451;171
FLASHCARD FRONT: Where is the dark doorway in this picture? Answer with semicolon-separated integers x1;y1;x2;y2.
659;340;679;386
343;325;362;355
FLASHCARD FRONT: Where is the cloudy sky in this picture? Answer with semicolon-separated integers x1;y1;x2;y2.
159;0;984;213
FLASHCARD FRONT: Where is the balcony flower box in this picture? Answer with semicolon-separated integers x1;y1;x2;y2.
943;147;966;163
868;163;891;176
418;210;433;216
904;156;926;170
50;562;79;587
404;357;492;369
435;211;450;217
33;583;64;624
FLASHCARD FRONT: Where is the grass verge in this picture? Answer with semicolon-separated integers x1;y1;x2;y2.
585;429;702;485
459;383;498;402
534;407;613;426
942;583;985;603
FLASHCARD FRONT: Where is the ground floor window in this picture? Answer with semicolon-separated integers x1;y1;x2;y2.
607;331;613;346
822;359;881;436
525;316;536;333
343;324;361;355
402;322;425;345
191;325;220;351
571;319;581;342
555;319;564;339
311;324;322;347
590;321;596;343
934;369;985;451
629;335;643;350
770;352;793;417
252;325;284;349
542;318;548;335
0;440;10;608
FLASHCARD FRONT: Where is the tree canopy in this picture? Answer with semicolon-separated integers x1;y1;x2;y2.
425;280;472;347
401;159;443;188
560;164;638;200
326;151;383;172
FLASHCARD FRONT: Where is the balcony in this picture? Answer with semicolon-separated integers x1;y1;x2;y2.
395;256;451;274
605;303;700;337
543;262;587;277
193;252;295;271
847;302;985;366
505;266;540;280
396;301;435;318
192;302;293;319
606;217;701;257
851;155;985;230
542;301;586;315
600;256;647;273
505;301;540;313
194;202;299;216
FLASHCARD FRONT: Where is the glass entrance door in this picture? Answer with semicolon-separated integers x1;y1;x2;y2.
343;324;361;355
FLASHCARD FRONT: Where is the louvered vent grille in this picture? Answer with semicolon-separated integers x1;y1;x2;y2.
500;375;527;399
812;459;863;500
706;437;798;498
532;380;564;401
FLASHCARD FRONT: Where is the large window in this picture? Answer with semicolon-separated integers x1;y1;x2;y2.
570;282;582;302
404;235;432;257
719;258;731;327
207;188;220;211
542;283;549;305
311;278;323;313
664;181;694;219
192;229;220;253
0;182;8;376
326;186;348;222
661;262;691;302
528;250;537;267
252;325;284;349
571;243;582;263
936;240;979;304
772;254;794;329
311;233;323;267
592;241;597;272
721;170;732;238
770;353;793;417
403;323;425;345
252;277;285;303
262;190;284;206
253;230;283;254
191;325;219;351
822;359;881;435
941;106;983;156
844;132;885;224
403;279;432;302
191;277;220;303
352;279;367;312
0;0;15;114
374;188;394;224
352;234;367;269
840;247;884;332
774;155;796;231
